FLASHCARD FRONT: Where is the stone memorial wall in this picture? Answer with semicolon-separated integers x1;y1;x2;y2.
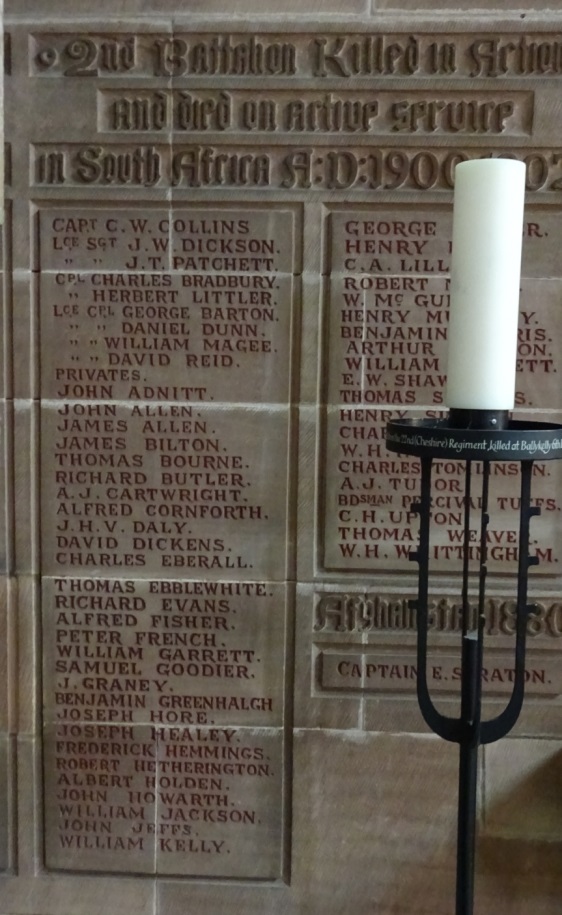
2;2;562;913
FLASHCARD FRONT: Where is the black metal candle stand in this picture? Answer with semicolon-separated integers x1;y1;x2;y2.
385;410;562;915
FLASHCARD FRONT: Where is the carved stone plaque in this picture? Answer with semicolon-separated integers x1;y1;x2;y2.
4;5;562;915
44;721;283;876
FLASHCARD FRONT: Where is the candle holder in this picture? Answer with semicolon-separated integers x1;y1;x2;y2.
385;410;562;915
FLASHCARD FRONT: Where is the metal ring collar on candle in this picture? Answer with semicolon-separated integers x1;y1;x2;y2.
385;418;562;462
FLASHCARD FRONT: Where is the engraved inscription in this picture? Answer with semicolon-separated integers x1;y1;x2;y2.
39;207;295;405
34;35;137;77
38;205;295;580
42;401;289;577
32;144;562;192
45;578;285;727
313;590;562;713
98;88;532;137
319;649;562;697
322;208;562;573
36;198;295;873
314;593;562;639
43;576;285;875
30;32;562;80
11;20;562;882
44;721;283;876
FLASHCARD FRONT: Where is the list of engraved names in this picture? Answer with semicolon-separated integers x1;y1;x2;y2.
40;205;295;876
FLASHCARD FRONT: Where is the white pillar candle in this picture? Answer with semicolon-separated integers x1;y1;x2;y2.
445;158;526;411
